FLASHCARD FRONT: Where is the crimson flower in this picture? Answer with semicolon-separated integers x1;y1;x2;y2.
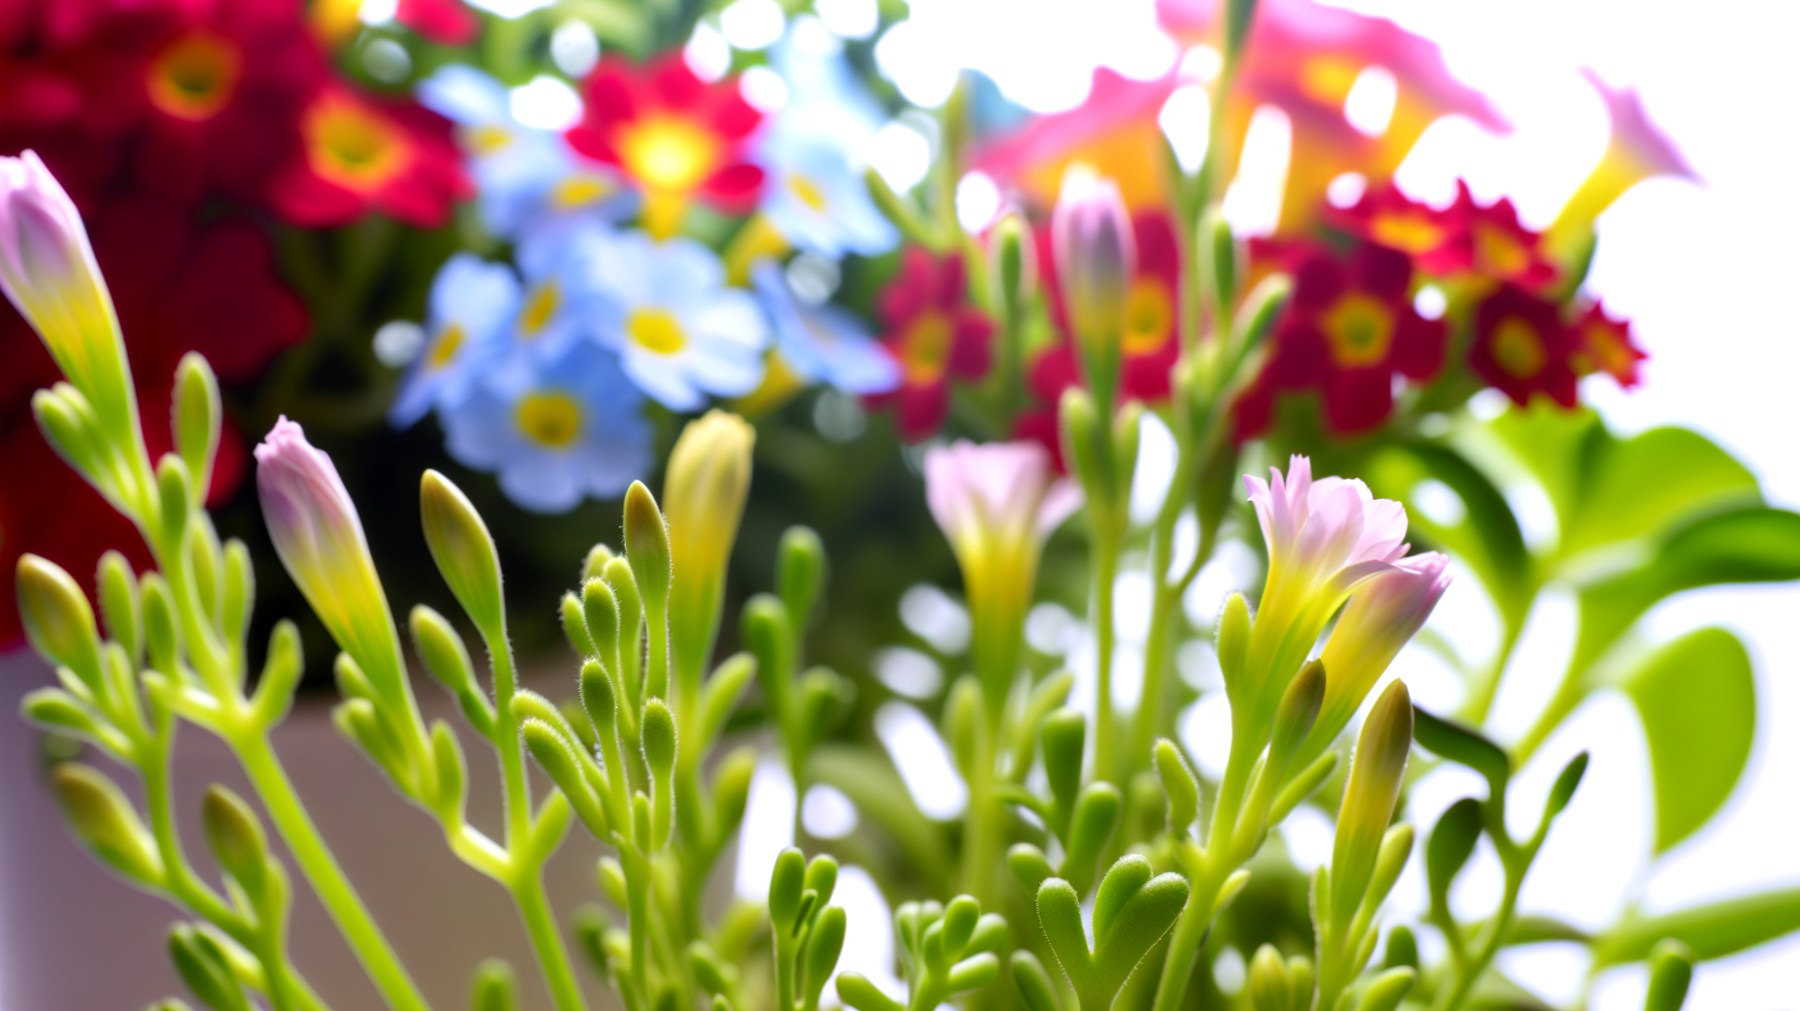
1571;301;1646;389
566;54;762;238
268;84;470;227
1237;242;1445;436
1469;284;1579;407
396;0;478;45
866;249;992;441
1334;180;1557;292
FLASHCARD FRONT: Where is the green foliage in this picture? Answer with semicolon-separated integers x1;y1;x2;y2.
1035;856;1189;1011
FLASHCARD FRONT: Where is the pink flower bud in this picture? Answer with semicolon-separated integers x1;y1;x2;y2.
1052;176;1135;359
255;417;404;697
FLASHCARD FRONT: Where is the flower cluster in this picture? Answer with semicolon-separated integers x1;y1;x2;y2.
393;22;911;512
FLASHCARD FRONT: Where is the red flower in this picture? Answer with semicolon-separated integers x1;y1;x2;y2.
397;0;478;46
268;84;470;227
1239;242;1445;437
1571;302;1646;389
1333;180;1557;292
0;191;306;645
1469;284;1579;407
566;54;763;238
867;249;992;441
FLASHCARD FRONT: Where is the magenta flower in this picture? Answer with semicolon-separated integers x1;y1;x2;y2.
1548;69;1701;260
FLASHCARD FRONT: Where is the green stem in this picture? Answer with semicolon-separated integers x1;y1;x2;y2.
515;868;589;1011
1092;542;1120;781
1148;848;1226;1011
234;733;432;1011
958;717;1001;907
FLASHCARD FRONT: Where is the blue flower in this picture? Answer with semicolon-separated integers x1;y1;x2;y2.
751;259;899;394
755;22;897;257
389;253;521;428
441;340;651;514
506;216;615;362
589;230;770;411
418;65;635;239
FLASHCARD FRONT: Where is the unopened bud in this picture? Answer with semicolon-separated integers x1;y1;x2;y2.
471;958;520;1011
1426;797;1482;911
943;676;981;778
1041;707;1086;835
622;481;672;611
157;452;193;546
431;720;467;820
221;539;252;646
1053;177;1134;383
96;550;141;665
201;785;268;893
169;923;249;1011
561;591;596;657
172;353;221;500
665;410;755;684
642;697;677;845
1270;659;1325;773
522;719;607;838
16;553;102;687
410;606;478;699
989;212;1036;321
1248;945;1291;1011
768;847;807;932
712;746;755;834
583;578;621;665
421;470;506;642
1063;782;1121;893
31;385;110;490
1008;843;1055;894
53;763;162;885
1644;939;1694;1011
1329;680;1413;932
1059;389;1101;498
1216;592;1250;694
805;906;848;1007
583;543;616;582
1010;951;1060;1011
777;526;826;631
142;572;179;677
1545;750;1589;819
1154;738;1198;834
1383;925;1418;971
1355;967;1416;1011
1199;207;1237;313
598;856;628;909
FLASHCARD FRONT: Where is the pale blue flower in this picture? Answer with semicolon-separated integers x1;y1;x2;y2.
751;259;898;394
589;230;770;411
418;64;635;239
441;340;651;514
756;24;896;257
505;216;616;362
389;253;520;428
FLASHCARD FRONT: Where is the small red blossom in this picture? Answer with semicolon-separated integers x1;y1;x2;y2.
1571;302;1646;389
1238;242;1445;437
269;84;470;228
566;54;763;237
1470;284;1579;408
397;0;479;46
867;249;992;442
1334;180;1558;292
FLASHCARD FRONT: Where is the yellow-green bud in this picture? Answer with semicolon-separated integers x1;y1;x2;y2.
1269;659;1325;773
1383;925;1418;971
623;481;672;611
471;958;520;1011
1009;950;1061;1011
989;211;1036;322
1042;707;1086;836
1364;823;1414;914
642;698;676;846
1199;206;1237;313
943;675;981;779
220;539;252;646
699;652;755;748
420;470;506;642
768;846;807;932
16;553;102;687
582;543;615;582
1247;945;1291;1011
97;550;141;665
1216;592;1250;695
561;591;595;657
1355;967;1416;1011
805;905;847;1008
22;688;108;744
1063;782;1121;893
598;856;629;909
584;578;620;668
1059;388;1102;499
142;572;179;677
53;762;162;885
172;352;220;502
156;452;192;546
1329;680;1413;933
711;746;756;835
410;605;477;697
431;720;467;821
169;923;249;1011
522;718;607;838
31;385;109;492
251;619;303;726
201;785;268;893
777;526;826;631
665;410;755;687
1154;738;1199;834
1644;939;1694;1011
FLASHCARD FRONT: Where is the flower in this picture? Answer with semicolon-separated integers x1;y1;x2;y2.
1329;182;1464;270
441;340;651;514
255;416;407;695
925;439;1081;703
1571;301;1646;389
566;54;763;238
1053;176;1135;375
389;252;521;428
1242;241;1445;435
1547;69;1701;264
867;249;993;441
396;0;478;45
1158;0;1509;233
269;84;470;228
507;217;614;362
970;68;1182;211
1300;552;1449;765
750;259;898;395
418;64;636;239
586;229;769;410
1238;456;1409;734
1470;284;1579;408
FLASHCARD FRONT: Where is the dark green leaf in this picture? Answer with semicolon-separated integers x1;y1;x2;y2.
1593;887;1800;967
1412;706;1510;796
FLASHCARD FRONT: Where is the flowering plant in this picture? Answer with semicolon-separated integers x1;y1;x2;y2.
4;2;1799;1011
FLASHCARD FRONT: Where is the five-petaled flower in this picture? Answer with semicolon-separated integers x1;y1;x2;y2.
1470;283;1579;407
867;249;993;442
270;84;470;228
1571;301;1647;389
566;54;763;239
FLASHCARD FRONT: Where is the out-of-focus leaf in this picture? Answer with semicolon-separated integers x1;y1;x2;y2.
1508;916;1591;945
1592;888;1800;967
1571;507;1800;675
1413;706;1510;797
1368;444;1531;617
1484;402;1606;534
806;745;950;890
1559;427;1758;557
1614;628;1756;852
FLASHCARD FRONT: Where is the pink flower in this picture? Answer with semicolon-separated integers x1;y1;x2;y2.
1303;551;1450;762
925;440;1081;703
1547;70;1700;262
255;416;404;697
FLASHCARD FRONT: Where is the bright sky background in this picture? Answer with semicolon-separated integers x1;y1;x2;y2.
720;0;1799;1007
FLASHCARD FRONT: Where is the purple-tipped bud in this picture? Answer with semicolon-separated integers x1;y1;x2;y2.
1052;176;1135;361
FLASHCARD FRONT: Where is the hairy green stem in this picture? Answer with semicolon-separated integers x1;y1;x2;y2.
515;870;588;1011
1091;542;1121;781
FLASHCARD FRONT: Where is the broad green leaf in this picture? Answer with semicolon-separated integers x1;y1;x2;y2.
1615;628;1756;852
1571;507;1800;675
1593;887;1800;967
1561;427;1758;557
1483;401;1607;534
1367;444;1531;618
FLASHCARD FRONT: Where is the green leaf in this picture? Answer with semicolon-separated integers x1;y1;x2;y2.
1615;628;1756;852
1412;706;1510;797
1368;444;1531;618
1560;427;1758;557
1483;402;1606;542
807;745;951;891
1593;887;1800;967
1572;507;1800;676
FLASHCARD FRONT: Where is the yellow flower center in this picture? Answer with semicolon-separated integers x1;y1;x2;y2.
1370;212;1445;255
518;282;560;337
304;93;410;193
427;323;465;370
1491;317;1546;378
551;175;616;209
788;174;828;212
627;308;687;355
146;31;242;121
1322;293;1395;367
515;392;583;448
466;125;513;155
901;311;953;385
1121;278;1172;356
1473;223;1531;278
1583;323;1633;377
619;115;720;194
